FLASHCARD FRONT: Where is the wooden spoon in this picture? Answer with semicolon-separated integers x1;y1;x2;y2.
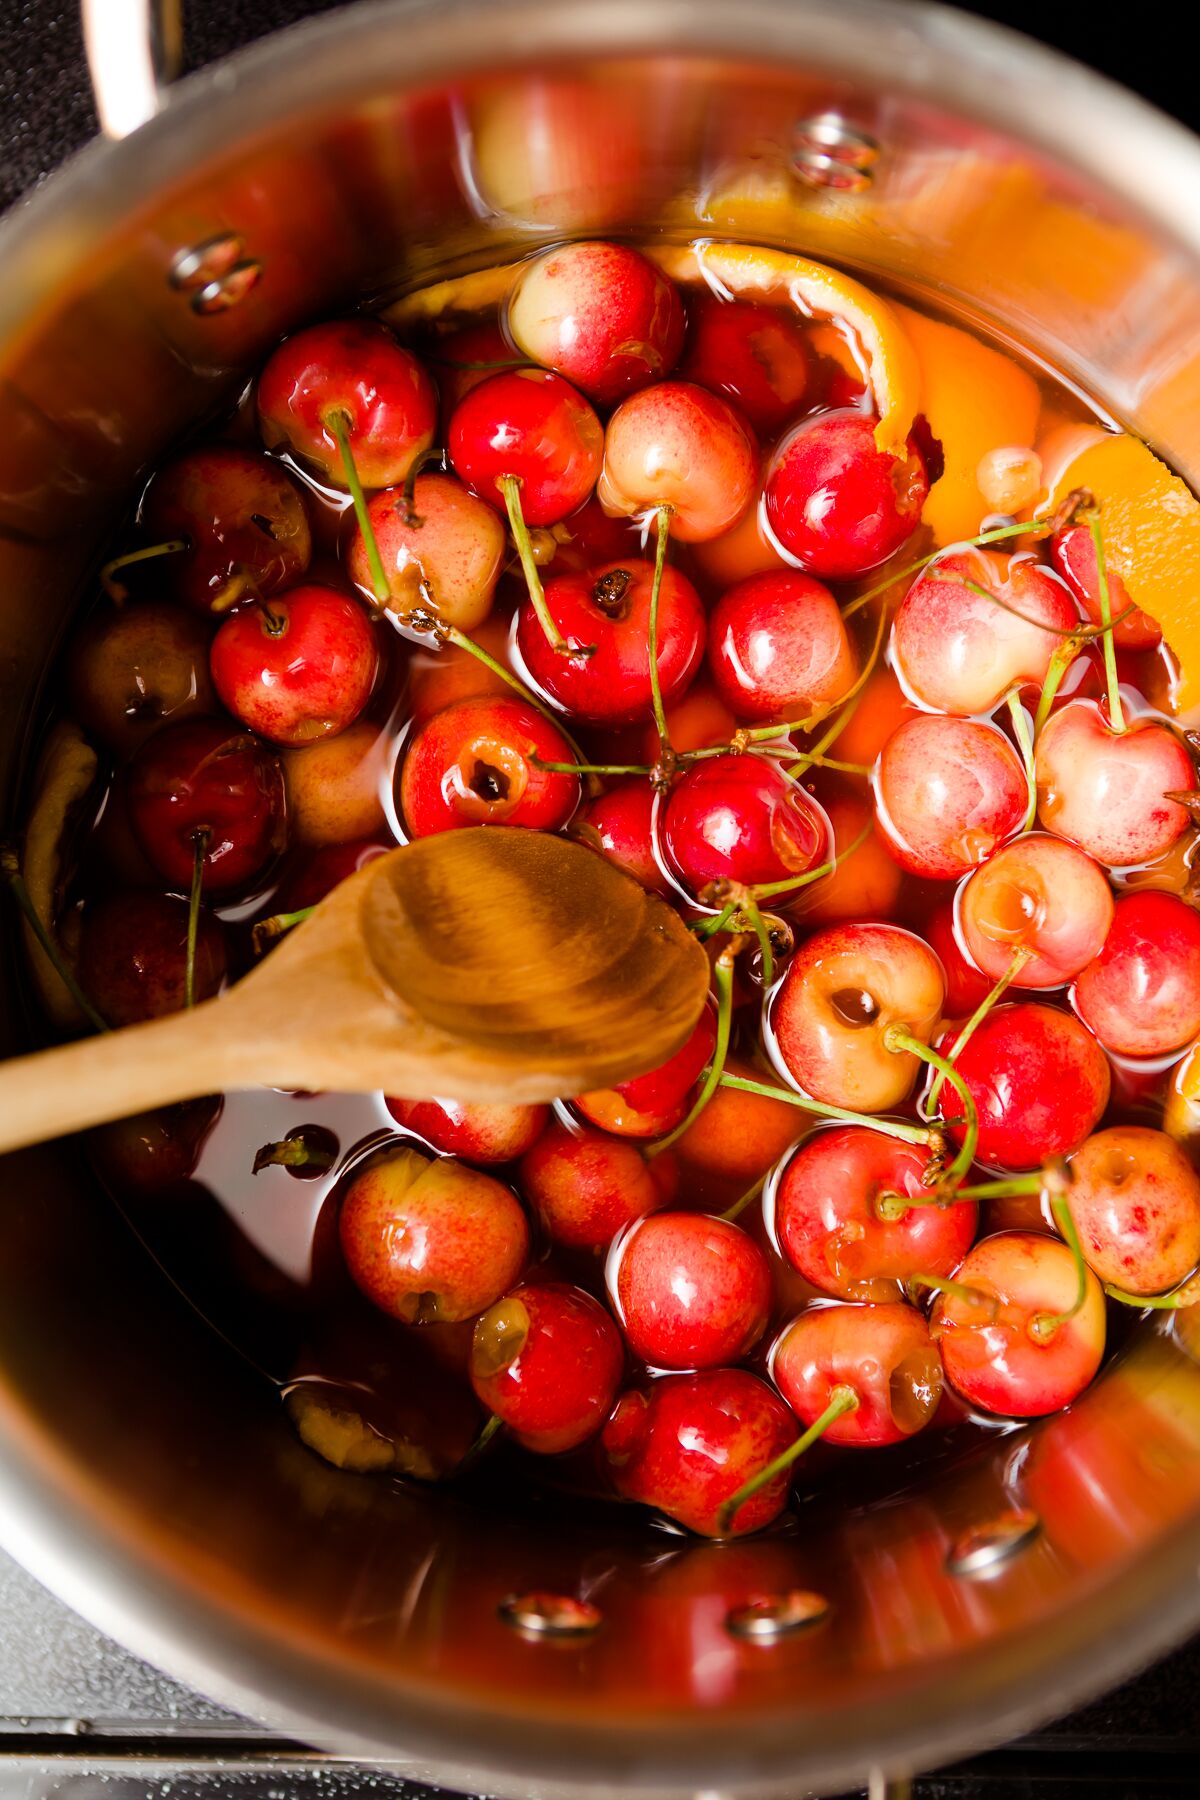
0;828;709;1157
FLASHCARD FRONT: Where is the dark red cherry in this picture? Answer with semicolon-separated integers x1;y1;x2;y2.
128;717;286;892
140;446;312;615
676;291;811;433
79;890;226;1026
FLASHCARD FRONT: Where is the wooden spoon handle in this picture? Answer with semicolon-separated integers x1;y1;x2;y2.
0;998;262;1156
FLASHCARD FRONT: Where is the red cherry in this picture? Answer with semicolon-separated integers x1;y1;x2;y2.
602;1369;796;1537
258;318;437;488
599;382;757;541
1066;1127;1200;1296
282;837;392;912
140;447;312;615
770;1126;977;1302
67;600;217;757
448;369;603;525
516;558;705;725
660;754;830;898
470;1282;624;1453
575;1002;717;1140
676;291;811;434
79;890;226;1027
610;1211;771;1370
1073;891;1200;1057
943;1002;1111;1171
346;475;506;630
926;900;992;1016
128;717;286;892
874;715;1028;881
933;1232;1106;1417
706;571;856;724
771;1301;944;1447
210;585;378;746
1034;698;1193;868
519;1119;676;1250
576;779;672;897
507;241;686;405
384;1095;549;1165
339;1144;529;1323
764;412;929;579
399;694;580;836
957;834;1114;989
1052;523;1161;651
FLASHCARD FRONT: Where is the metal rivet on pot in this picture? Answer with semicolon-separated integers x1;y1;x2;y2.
947;1507;1041;1578
792;113;880;191
190;261;263;314
169;234;246;290
724;1589;830;1641
498;1591;602;1638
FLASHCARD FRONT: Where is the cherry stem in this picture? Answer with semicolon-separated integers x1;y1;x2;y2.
1032;636;1083;738
0;841;109;1034
883;1027;978;1181
411;618;593;780
717;1073;937;1148
1005;692;1038;832
840;519;1051;621
532;759;652;776
720;1173;766;1223
929;944;1033;1110
908;1271;998;1319
876;1164;1058;1221
325;408;390;607
100;538;190;605
251;904;316;957
498;473;580;658
252;1132;337;1176
428;353;533;373
1030;1195;1089;1341
1105;1272;1200;1310
716;1385;859;1534
454;1410;505;1477
647;948;736;1158
742;892;776;988
648;505;674;762
1087;510;1126;734
184;828;210;1010
398;445;447;528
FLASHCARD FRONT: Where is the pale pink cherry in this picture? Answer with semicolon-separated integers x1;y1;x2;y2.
891;548;1077;715
598;382;757;542
874;714;1028;880
1034;698;1193;868
706;571;857;724
1066;1126;1200;1296
958;833;1114;988
506;240;686;405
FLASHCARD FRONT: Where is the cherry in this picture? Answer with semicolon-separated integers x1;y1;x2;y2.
283;719;388;848
764;411;929;579
599;382;757;541
575;1002;716;1139
140;446;312;614
516;558;705;724
470;1282;624;1453
1034;698;1193;868
1074;891;1200;1057
128;717;286;892
874;715;1027;881
609;1211;771;1369
926;899;993;1016
601;1369;796;1537
957;834;1114;988
688;461;788;590
506;241;686;405
518;1118;677;1250
448;368;603;525
210;584;378;746
771;1301;944;1447
660;754;830;899
672;1055;804;1198
346;474;506;629
575;779;672;897
88;1098;222;1194
943;1003;1111;1171
1066;1126;1200;1296
676;291;811;434
891;550;1077;715
339;1143;529;1324
770;1126;976;1302
1052;522;1161;651
772;923;945;1112
79;890;225;1026
932;1231;1106;1417
66;600;217;757
706;571;856;724
399;694;580;836
796;792;903;926
257;318;437;489
384;1094;549;1164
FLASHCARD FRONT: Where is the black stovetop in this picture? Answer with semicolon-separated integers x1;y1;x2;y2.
0;2;1197;1794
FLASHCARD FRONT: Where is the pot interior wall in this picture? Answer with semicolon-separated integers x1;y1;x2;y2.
2;14;1200;1794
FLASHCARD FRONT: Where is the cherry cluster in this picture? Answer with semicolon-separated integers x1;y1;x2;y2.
34;238;1200;1540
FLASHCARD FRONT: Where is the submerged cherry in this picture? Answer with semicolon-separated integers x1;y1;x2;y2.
519;1119;677;1250
610;1211;771;1370
67;600;217;757
140;447;312;615
1073;890;1200;1058
79;890;226;1026
1052;522;1161;651
677;291;811;434
399;694;580;835
128;717;286;893
506;241;686;404
771;1301;944;1447
470;1282;624;1453
706;571;856;724
764;411;930;579
210;585;378;746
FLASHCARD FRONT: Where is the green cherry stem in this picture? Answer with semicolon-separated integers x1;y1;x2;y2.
454;1410;505;1477
875;1164;1059;1222
648;504;674;763
532;759;653;776
742;891;776;989
716;1385;859;1534
0;842;109;1033
1105;1272;1200;1310
184;827;210;1011
883;1027;978;1181
100;538;190;605
252;1131;338;1176
498;473;582;658
840;519;1051;621
1087;509;1126;734
251;904;317;957
929;943;1034;1111
691;899;739;942
1033;635;1084;738
720;1172;767;1224
324;408;390;606
1030;1195;1090;1341
906;1271;998;1319
717;1073;937;1149
647;945;736;1159
1006;691;1038;832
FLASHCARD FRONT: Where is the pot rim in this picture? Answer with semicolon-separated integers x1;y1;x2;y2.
2;1;1200;1790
